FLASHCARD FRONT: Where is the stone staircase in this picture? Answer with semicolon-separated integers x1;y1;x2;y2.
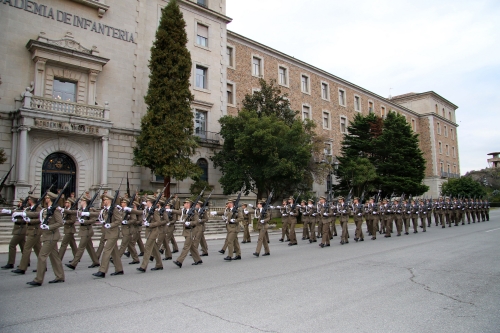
0;215;231;245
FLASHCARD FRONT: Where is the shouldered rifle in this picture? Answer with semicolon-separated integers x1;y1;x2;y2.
0;164;14;194
21;183;38;209
32;181;56;211
199;189;214;217
123;191;137;221
84;186;103;212
186;187;206;221
71;191;85;210
42;178;71;225
145;185;167;222
105;179;124;225
260;189;274;219
291;191;302;211
231;187;245;219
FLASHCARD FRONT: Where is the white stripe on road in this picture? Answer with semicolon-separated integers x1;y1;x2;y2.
485;227;500;233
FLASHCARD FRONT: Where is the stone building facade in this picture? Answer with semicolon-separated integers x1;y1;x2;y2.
0;0;459;202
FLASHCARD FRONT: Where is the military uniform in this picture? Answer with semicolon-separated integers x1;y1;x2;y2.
352;198;364;242
279;201;290;242
241;204;253;243
118;200;141;264
221;200;243;260
337;197;350;244
418;201;427;232
67;200;100;269
137;198;164;272
13;202;42;274
287;198;300;246
318;199;331;247
172;200;202;267
253;201;271;256
1;202;27;269
28;192;65;285
59;199;78;260
379;201;390;235
304;200;316;243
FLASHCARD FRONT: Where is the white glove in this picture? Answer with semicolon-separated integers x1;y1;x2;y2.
116;205;121;209
198;219;203;223
104;223;111;229
78;219;84;224
22;211;27;218
185;221;191;226
342;210;346;214
323;213;328;216
312;213;317;216
210;211;217;216
12;212;22;218
230;218;236;223
276;206;282;209
40;224;49;230
358;213;362;216
244;209;249;214
248;204;254;208
260;219;265;223
165;209;172;212
407;211;411;214
142;202;146;205
63;220;67;225
289;212;294;216
123;207;132;212
2;209;11;214
59;208;64;213
81;212;90;217
270;206;275;209
122;220;128;225
143;221;150;226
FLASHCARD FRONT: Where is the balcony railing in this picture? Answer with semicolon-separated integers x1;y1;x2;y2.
195;131;221;145
441;172;460;179
24;95;109;120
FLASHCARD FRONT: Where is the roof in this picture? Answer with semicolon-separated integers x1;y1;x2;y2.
391;91;459;110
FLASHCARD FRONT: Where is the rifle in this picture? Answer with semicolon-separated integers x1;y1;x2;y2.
145;185;167;223
33;181;57;211
70;191;85;210
21;183;38;209
260;189;274;219
41;178;71;225
0;164;14;194
290;191;302;211
83;186;103;212
231;187;244;219
186;187;206;221
360;189;366;204
199;189;214;217
126;172;131;198
122;191;138;221
104;179;124;225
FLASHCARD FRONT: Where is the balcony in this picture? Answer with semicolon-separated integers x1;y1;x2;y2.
441;172;460;179
28;96;108;119
195;131;222;147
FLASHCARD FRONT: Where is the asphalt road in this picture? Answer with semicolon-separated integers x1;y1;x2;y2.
1;211;499;333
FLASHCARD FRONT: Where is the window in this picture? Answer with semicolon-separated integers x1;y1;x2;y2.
321;82;329;100
440;162;444;172
447;164;451;174
252;56;262;77
226;46;234;67
196;23;208;47
449;111;452;121
338;89;346;106
446;144;449;156
340;116;347;134
194;110;207;138
324;142;332;156
437;122;441;134
442;108;445;117
411;119;416;131
444;125;448;137
195;65;208;89
452;146;456;157
368;101;374;113
451;128;454;140
322;111;331;129
381;106;386;117
301;75;310;93
354;95;361;112
435;104;438;114
197;158;209;182
227;83;234;105
438;142;442;154
278;66;288;86
53;78;77;102
302;105;311;120
197;0;207;6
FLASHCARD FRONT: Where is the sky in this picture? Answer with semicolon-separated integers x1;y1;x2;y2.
226;0;500;174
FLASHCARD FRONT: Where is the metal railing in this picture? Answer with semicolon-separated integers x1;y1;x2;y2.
441;172;460;179
28;96;108;119
195;131;221;145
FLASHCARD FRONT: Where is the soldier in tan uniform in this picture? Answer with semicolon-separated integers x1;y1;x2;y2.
136;196;164;272
27;192;65;286
299;200;309;240
278;199;290;242
287;197;299;246
253;200;271;257
241;203;253;243
305;199;317;243
171;199;203;268
12;196;42;275
219;199;243;261
118;199;141;264
160;202;176;260
318;196;331;248
352;197;364;242
92;195;124;278
58;199;78;260
1;199;27;269
192;200;209;258
125;200;143;264
337;196;350;245
65;197;100;270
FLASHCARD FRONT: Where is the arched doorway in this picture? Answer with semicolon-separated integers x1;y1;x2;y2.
41;152;77;198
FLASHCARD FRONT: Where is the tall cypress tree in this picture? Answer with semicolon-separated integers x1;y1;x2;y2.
133;0;200;181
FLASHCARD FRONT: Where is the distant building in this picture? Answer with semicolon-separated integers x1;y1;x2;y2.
487;152;500;168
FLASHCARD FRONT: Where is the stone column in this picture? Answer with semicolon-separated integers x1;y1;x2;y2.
101;136;109;186
88;70;99;105
34;57;47;97
16;126;30;184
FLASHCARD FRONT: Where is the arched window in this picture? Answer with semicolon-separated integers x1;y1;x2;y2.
197;158;208;182
42;152;77;197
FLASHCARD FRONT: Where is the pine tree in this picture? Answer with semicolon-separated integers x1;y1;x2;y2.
133;0;200;181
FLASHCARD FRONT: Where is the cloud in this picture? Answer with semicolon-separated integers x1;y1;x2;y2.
227;0;500;173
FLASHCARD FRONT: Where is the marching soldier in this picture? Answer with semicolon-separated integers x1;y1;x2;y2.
409;199;419;234
117;199;141;264
92;194;124;278
479;199;486;222
485;199;490;221
299;200;309;240
58;198;78;261
379;199;390;236
444;197;453;227
126;200;143;264
218;199;242;261
253;200;271;257
402;199;410;235
65;197;100;270
389;198;403;237
279;199;290;242
12;195;42;275
27;192;65;286
159;202;176;260
305;199;317;243
464;198;471;224
437;197;446;228
318;196;330;248
241;203;253;243
364;198;373;237
1;199;27;269
433;199;440;226
418;199;427;232
337;196;350;245
367;197;380;240
170;199;203;268
287;197;299;246
136;196;164;272
352;197;364;242
192;200;210;258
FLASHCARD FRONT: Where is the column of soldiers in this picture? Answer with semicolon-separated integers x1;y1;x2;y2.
0;190;492;286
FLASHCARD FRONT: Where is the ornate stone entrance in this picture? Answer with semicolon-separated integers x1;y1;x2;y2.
41;152;77;198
